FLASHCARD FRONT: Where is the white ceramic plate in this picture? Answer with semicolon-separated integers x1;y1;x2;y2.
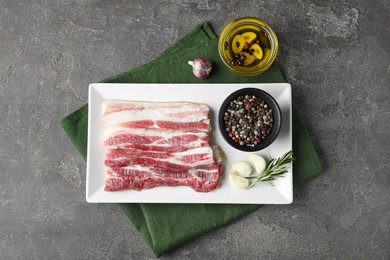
87;83;292;204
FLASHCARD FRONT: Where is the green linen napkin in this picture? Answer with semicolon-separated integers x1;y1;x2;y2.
60;22;322;257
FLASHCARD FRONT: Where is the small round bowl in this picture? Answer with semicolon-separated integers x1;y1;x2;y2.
219;88;281;152
218;17;279;76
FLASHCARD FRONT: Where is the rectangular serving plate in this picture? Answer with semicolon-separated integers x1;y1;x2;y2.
87;83;292;204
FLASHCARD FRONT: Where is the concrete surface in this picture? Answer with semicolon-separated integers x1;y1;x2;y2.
1;0;389;259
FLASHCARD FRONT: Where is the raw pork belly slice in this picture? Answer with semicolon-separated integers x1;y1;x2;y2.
102;100;211;131
102;100;222;192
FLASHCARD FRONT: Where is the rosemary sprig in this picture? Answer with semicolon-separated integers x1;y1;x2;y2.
246;150;295;188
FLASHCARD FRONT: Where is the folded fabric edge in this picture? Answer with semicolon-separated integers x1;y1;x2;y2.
292;105;324;184
59;104;88;160
119;204;156;252
201;21;218;40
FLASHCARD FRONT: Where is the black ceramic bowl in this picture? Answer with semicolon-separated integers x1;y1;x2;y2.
219;88;281;152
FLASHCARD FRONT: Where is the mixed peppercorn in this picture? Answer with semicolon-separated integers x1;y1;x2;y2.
223;95;274;146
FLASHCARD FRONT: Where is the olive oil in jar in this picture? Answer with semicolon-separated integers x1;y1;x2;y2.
223;26;272;69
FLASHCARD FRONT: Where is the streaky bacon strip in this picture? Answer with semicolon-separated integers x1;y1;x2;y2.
104;132;208;147
105;153;214;168
105;157;217;173
104;176;219;192
116;119;210;132
106;149;169;159
156;120;210;132
104;143;208;153
104;109;209;121
107;165;219;180
104;133;162;146
166;110;208;118
102;100;221;192
119;120;154;128
155;134;207;145
105;168;219;192
102;100;210;116
105;147;214;161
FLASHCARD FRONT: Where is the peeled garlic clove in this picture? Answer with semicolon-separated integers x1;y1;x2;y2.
229;173;249;189
250;43;263;60
232;35;245;54
241;32;257;43
243;52;255;66
232;162;252;177
249;154;267;173
258;48;272;66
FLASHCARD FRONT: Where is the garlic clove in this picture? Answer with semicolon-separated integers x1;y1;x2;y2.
250;43;263;60
243;52;256;66
188;58;212;79
232;35;245;54
229;172;249;189
232;162;252;177
241;32;257;43
249;154;267;173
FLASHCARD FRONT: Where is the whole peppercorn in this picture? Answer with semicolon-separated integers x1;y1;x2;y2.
223;94;274;147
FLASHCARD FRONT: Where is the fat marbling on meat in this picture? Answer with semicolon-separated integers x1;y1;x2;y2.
102;100;222;192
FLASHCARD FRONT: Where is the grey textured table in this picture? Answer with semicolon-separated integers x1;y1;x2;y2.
1;0;389;259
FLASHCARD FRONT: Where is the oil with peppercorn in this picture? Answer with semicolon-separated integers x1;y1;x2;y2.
223;26;272;69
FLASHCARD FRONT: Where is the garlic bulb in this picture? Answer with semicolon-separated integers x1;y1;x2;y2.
188;58;212;79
